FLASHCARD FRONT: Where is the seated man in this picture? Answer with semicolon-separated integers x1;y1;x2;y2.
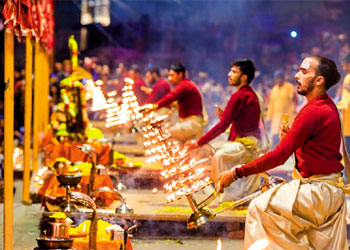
186;59;262;202
142;67;172;118
218;55;348;249
154;63;205;143
143;67;170;104
128;64;149;105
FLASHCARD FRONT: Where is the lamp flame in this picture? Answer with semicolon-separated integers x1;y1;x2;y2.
216;238;222;250
82;222;87;233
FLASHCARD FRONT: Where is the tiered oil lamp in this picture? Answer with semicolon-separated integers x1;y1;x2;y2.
84;79;95;101
105;77;143;128
90;80;108;112
136;108;213;229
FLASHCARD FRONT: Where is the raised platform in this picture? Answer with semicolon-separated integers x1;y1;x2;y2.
41;189;246;238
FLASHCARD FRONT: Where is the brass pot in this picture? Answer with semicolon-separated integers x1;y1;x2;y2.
46;217;70;239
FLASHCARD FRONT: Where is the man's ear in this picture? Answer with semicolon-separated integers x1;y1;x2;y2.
315;75;325;87
241;74;248;81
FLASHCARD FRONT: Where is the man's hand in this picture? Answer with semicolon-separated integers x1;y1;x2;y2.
217;168;239;193
184;140;199;151
141;86;152;95
215;105;223;119
279;124;290;141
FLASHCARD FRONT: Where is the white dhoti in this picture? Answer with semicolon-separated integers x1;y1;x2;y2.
168;115;204;144
244;172;348;250
211;138;261;202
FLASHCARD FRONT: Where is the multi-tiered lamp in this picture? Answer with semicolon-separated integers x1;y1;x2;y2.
105;78;142;128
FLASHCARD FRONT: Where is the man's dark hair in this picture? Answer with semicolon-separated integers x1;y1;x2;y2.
169;63;186;76
147;67;160;77
308;55;341;90
231;59;255;84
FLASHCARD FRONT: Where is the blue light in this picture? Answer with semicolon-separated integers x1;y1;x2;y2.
290;30;298;38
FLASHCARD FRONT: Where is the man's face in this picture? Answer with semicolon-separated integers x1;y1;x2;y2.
168;69;183;85
145;71;153;84
294;57;318;96
55;62;62;72
228;65;243;86
63;63;71;73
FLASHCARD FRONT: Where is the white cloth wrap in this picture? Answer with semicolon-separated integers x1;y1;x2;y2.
244;172;348;250
168;115;204;143
211;140;261;202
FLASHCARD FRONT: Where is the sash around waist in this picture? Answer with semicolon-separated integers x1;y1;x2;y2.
292;168;350;194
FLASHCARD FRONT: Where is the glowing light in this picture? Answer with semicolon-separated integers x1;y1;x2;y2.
95;80;103;86
290;30;298;38
107;91;117;97
88;81;108;111
82;222;87;233
152;188;158;194
105;77;140;128
216;238;222;250
248;239;269;250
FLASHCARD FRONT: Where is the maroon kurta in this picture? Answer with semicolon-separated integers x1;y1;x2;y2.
236;94;343;178
156;79;203;119
145;79;170;104
198;86;261;146
133;78;149;105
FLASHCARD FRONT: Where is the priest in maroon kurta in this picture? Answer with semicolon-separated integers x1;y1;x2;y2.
145;78;170;104
186;59;262;202
156;78;203;119
155;63;204;143
236;94;343;178
144;68;170;104
197;85;261;146
129;64;149;105
218;56;347;250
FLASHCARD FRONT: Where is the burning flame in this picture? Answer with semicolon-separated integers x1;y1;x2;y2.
82;222;87;233
247;239;269;250
107;91;117;97
216;238;222;250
